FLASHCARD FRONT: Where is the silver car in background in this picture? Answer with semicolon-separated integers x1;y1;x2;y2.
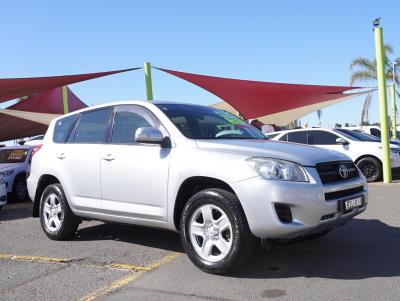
0;146;33;201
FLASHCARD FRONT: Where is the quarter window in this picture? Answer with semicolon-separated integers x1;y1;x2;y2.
279;134;288;142
309;131;339;145
370;128;381;138
73;108;113;144
53;115;78;143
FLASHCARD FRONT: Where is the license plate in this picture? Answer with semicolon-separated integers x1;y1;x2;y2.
339;196;364;212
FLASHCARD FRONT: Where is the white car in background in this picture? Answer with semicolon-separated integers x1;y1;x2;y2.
266;128;400;182
24;135;45;146
343;125;400;141
0;176;6;210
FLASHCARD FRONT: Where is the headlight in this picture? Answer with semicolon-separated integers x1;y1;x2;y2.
0;169;14;177
246;157;309;182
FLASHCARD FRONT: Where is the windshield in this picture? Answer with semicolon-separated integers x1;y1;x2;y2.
156;104;265;139
0;149;28;164
334;129;379;142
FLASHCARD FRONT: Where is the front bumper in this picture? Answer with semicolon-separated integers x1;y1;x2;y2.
233;167;368;239
390;151;400;168
0;184;7;207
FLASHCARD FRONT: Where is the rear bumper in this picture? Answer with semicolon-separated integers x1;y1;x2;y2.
27;175;37;202
232;167;368;239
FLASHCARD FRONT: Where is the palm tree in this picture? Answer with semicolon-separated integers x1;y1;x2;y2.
317;109;322;126
350;44;400;125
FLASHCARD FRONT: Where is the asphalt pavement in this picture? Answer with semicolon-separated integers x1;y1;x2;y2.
1;182;399;301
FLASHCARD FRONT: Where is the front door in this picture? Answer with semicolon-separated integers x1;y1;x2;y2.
100;105;170;222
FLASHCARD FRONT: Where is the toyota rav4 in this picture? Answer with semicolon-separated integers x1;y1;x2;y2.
27;101;368;274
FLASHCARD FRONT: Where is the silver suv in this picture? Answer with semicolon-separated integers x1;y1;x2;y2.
28;101;368;274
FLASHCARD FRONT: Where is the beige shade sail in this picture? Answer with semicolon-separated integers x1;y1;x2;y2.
0;109;60;125
211;90;372;126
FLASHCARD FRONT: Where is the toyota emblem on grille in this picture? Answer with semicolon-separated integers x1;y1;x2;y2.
338;164;349;179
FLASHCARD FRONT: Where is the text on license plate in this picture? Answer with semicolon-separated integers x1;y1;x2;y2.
344;197;363;211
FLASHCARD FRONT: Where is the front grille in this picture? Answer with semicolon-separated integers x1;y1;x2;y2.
316;161;359;184
324;186;364;201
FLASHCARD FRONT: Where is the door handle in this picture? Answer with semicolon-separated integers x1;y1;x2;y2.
102;154;115;161
56;153;66;160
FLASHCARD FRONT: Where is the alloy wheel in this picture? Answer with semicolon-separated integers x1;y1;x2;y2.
43;193;63;232
189;204;233;262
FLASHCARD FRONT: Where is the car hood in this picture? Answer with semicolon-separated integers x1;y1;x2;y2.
0;163;20;171
195;139;350;166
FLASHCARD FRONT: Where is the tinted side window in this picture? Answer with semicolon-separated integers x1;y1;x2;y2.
309;131;339;145
73;108;113;144
53;115;78;143
287;131;308;144
111;105;162;144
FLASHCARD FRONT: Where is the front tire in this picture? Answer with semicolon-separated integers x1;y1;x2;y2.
39;183;80;240
13;175;27;201
180;188;256;275
356;157;382;182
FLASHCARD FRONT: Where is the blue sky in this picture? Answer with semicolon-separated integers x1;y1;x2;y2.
0;0;399;127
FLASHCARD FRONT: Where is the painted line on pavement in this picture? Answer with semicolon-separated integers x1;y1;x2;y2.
0;253;172;272
0;253;70;264
79;252;182;301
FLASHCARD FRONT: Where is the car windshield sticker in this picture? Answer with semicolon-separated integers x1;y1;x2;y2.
8;150;27;161
214;110;247;126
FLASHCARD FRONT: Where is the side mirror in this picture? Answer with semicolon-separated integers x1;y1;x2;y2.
135;127;170;147
336;137;349;145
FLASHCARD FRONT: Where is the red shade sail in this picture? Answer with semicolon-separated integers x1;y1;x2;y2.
0;87;87;142
156;68;363;122
0;67;139;104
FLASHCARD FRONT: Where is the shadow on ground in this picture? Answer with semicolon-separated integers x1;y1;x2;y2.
75;222;183;253
234;218;400;280
0;201;32;222
74;218;400;280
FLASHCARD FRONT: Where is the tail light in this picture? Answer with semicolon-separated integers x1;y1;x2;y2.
31;144;43;157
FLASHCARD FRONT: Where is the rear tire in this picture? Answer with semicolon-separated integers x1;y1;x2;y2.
39;183;80;240
180;188;256;275
356;157;382;182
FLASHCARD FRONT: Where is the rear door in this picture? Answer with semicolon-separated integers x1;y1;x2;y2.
100;105;170;222
53;107;113;212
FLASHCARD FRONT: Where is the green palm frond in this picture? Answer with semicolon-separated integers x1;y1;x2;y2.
350;70;377;86
350;57;375;72
383;44;394;55
317;109;322;122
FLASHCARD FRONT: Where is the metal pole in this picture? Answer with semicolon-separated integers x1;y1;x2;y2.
391;83;397;140
144;62;153;101
374;24;392;183
62;85;69;114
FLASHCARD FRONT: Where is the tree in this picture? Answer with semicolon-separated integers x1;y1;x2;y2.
349;44;400;125
316;109;322;126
